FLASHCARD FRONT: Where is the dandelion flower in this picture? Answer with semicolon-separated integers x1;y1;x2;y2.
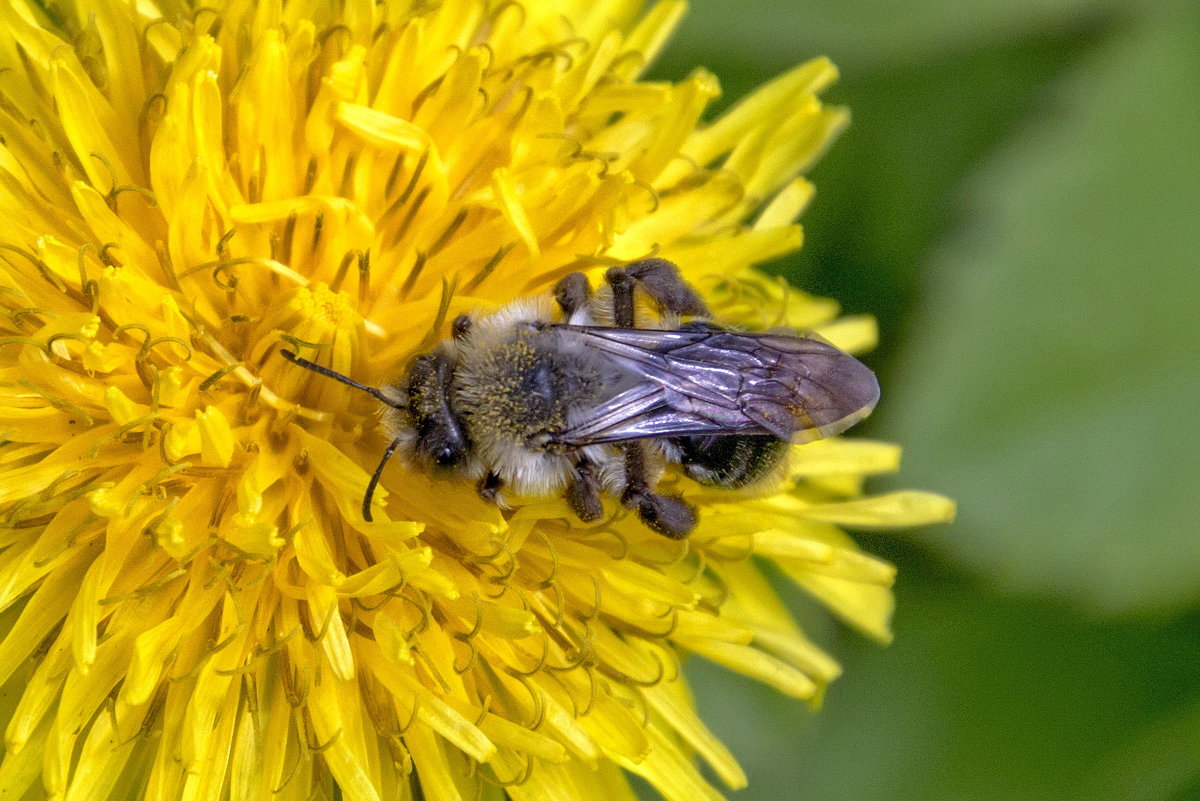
0;2;954;800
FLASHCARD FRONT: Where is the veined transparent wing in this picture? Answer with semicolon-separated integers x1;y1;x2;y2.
552;326;879;446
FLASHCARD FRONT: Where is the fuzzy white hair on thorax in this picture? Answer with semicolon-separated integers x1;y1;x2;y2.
461;295;555;344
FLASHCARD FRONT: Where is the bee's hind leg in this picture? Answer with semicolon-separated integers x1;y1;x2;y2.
620;442;696;539
606;258;710;324
599;261;703;538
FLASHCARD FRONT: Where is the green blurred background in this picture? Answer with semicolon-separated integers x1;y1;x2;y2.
647;1;1200;799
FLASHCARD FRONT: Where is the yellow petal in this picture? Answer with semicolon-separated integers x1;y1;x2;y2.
195;405;235;467
804;490;958;528
790;438;901;477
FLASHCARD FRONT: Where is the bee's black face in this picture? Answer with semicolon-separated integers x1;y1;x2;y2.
404;352;470;469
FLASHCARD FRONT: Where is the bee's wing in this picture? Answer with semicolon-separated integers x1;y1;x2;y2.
554;326;879;446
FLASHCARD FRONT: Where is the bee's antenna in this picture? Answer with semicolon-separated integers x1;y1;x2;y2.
363;436;404;522
279;349;404;409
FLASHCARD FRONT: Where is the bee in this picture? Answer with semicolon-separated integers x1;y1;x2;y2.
281;259;879;538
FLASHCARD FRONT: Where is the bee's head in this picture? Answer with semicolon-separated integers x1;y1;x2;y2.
402;352;470;469
279;346;469;522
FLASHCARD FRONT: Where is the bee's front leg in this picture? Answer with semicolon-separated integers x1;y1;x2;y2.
477;471;503;505
452;313;473;339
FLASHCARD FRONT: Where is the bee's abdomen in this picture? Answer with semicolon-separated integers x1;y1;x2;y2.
674;434;787;488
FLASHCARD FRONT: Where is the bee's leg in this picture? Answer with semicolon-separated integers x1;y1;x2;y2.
452;314;472;339
477;471;503;504
620;441;696;538
565;459;604;523
606;267;637;327
552;272;591;316
607;258;710;322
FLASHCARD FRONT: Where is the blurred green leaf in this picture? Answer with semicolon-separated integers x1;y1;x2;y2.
684;553;1200;801
1084;700;1200;801
653;0;1122;77
791;22;1111;370
882;7;1200;613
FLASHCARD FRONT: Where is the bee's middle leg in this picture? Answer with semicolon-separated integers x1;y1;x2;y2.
552;272;591;317
565;459;603;523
